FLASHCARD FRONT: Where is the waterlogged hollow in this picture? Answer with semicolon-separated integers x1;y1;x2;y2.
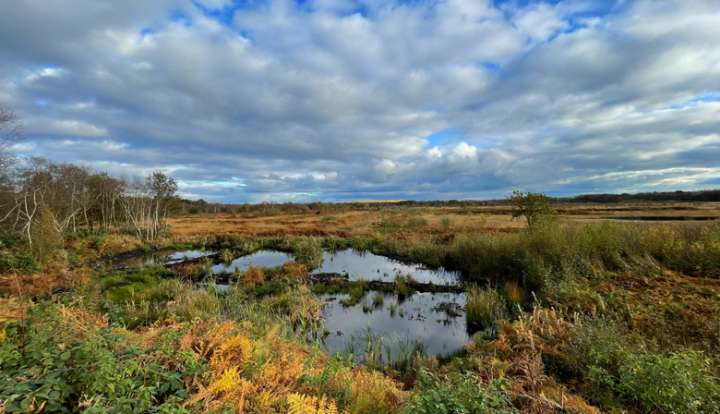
113;249;215;269
312;249;460;285
317;291;470;363
212;250;294;274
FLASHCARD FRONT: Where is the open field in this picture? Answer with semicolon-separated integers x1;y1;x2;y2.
2;201;720;413
168;201;720;238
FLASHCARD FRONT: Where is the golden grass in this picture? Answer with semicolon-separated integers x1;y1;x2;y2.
243;266;265;286
168;202;720;240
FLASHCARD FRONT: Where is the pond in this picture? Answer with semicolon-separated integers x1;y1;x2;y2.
113;246;473;364
312;249;460;285
212;250;294;274
317;291;470;363
112;249;216;269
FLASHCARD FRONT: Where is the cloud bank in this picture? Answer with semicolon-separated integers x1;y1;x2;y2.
1;0;719;202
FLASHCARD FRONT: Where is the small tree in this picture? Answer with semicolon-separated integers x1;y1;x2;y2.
508;190;556;228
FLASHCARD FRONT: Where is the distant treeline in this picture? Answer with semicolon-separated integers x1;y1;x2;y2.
560;189;720;203
175;189;720;216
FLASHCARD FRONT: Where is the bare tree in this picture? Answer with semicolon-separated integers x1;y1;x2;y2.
0;106;20;172
120;172;176;240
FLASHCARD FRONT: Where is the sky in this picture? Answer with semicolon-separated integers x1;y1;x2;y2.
1;0;719;203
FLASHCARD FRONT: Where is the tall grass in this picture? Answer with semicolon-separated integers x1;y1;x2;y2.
448;222;720;292
466;286;507;332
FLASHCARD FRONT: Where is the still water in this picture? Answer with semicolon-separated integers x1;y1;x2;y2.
318;291;469;362
312;249;460;285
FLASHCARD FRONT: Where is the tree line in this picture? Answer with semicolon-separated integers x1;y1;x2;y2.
0;107;178;251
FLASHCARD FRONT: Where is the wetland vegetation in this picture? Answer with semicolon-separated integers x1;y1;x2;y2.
1;162;720;413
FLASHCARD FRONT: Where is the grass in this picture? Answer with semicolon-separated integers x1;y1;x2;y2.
465;286;507;332
372;292;385;308
2;203;720;413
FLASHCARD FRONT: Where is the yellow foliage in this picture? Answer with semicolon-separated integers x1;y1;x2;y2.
287;393;339;414
190;367;257;412
340;369;404;413
184;319;405;414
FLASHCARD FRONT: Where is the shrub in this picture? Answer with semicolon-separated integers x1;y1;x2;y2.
401;369;516;414
568;321;720;412
0;305;201;413
29;207;64;266
0;251;40;274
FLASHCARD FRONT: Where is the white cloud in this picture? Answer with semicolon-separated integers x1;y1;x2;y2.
0;0;718;201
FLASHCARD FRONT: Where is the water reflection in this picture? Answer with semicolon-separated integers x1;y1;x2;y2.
318;291;469;363
212;250;294;274
112;249;215;269
312;249;460;285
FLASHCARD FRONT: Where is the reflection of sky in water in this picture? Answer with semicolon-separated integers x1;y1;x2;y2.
312;249;460;285
113;250;214;268
166;250;214;263
318;291;469;362
212;250;293;274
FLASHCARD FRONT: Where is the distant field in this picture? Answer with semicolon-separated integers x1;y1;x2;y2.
168;201;720;238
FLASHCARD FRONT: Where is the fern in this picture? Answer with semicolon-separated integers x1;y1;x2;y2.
287;393;339;414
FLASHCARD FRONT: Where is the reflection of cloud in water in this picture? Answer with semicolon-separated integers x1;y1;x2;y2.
319;291;469;362
212;250;293;274
313;249;460;285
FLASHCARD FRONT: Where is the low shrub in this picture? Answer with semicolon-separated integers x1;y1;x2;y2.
0;305;202;413
0;251;40;274
401;369;516;414
568;320;720;413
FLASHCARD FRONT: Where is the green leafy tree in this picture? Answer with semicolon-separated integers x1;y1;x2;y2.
508;191;556;228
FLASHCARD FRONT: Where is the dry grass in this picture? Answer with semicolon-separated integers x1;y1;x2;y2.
243;266;265;286
168;202;720;240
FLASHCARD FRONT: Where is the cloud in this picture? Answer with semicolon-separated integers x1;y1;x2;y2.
0;0;718;202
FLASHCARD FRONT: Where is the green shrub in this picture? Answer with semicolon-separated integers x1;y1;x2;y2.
0;251;40;274
568;321;720;413
0;305;201;413
401;369;516;414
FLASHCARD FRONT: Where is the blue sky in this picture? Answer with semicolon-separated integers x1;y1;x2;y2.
1;0;719;202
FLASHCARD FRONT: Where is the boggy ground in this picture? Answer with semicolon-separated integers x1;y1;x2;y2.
167;201;720;238
1;204;720;413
